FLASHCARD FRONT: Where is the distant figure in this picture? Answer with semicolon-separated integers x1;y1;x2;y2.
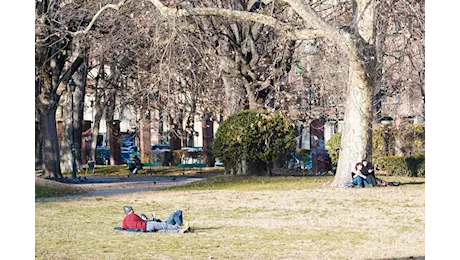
129;155;143;175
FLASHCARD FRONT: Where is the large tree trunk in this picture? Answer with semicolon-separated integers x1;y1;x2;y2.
222;75;245;119
331;52;374;185
331;0;376;186
41;107;62;178
73;55;88;169
59;65;86;173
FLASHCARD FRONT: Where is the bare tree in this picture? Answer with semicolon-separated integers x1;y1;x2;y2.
135;0;378;186
36;0;130;177
374;0;425;120
35;0;88;178
56;0;375;183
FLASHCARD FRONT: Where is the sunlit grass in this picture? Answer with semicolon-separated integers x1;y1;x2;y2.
36;175;425;259
167;174;332;191
60;165;224;177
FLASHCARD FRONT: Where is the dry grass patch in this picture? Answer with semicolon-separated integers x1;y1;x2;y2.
36;176;424;260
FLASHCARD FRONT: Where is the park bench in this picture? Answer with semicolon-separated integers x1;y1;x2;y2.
142;162;156;170
126;162;157;173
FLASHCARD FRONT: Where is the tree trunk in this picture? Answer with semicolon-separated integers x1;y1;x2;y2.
90;87;106;162
218;39;245;119
331;0;377;186
169;123;181;151
59;93;73;173
41;107;62;178
73;56;88;169
35;120;43;169
222;75;245;119
242;77;258;109
202;114;214;167
105;91;117;165
139;111;151;162
90;104;104;162
331;42;374;186
248;160;272;176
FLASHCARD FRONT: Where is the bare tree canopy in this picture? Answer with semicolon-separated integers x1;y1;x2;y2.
36;0;424;185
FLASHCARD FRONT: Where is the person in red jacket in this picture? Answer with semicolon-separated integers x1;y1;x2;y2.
122;206;189;233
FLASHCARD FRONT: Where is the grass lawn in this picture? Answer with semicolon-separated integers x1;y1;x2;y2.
57;165;225;177
35;175;425;260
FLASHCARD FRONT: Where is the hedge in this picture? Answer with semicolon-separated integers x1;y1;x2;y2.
374;155;425;177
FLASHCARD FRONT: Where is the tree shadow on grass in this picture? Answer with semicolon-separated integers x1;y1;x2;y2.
400;181;425;185
190;226;222;233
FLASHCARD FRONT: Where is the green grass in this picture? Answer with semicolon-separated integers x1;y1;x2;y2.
36;175;425;259
166;174;331;191
35;183;86;198
59;165;224;177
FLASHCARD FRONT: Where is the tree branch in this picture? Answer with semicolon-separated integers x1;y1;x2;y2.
147;0;323;40
69;0;131;37
56;56;85;96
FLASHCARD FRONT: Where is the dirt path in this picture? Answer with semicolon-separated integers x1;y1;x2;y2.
35;175;204;201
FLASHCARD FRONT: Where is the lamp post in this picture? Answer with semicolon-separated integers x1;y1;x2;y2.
68;79;77;180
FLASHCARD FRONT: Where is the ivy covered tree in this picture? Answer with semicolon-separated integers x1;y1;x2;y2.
213;109;295;176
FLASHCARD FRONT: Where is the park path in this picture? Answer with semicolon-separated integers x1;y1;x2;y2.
35;175;204;202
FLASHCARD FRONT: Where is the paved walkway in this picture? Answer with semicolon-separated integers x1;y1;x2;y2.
35;175;204;201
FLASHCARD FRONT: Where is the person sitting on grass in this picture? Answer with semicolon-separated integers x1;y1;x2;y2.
361;159;377;187
352;162;369;188
353;161;400;187
129;155;143;175
122;206;190;233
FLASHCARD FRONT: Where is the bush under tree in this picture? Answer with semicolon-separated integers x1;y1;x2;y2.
213;109;295;176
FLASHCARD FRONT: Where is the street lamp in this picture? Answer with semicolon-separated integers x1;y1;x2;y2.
68;79;77;180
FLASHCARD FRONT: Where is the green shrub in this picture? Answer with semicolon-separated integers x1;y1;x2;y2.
405;155;425;177
325;133;341;166
373;124;397;158
374;155;425;177
213;109;295;174
326;124;425;167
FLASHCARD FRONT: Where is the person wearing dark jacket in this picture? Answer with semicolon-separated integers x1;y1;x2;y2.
361;159;377;187
129;155;143;175
122;206;189;233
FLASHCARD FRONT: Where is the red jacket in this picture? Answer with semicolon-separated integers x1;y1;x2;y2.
122;213;146;230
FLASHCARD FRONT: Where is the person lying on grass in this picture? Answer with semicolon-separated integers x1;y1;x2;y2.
122;206;190;233
140;209;184;227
